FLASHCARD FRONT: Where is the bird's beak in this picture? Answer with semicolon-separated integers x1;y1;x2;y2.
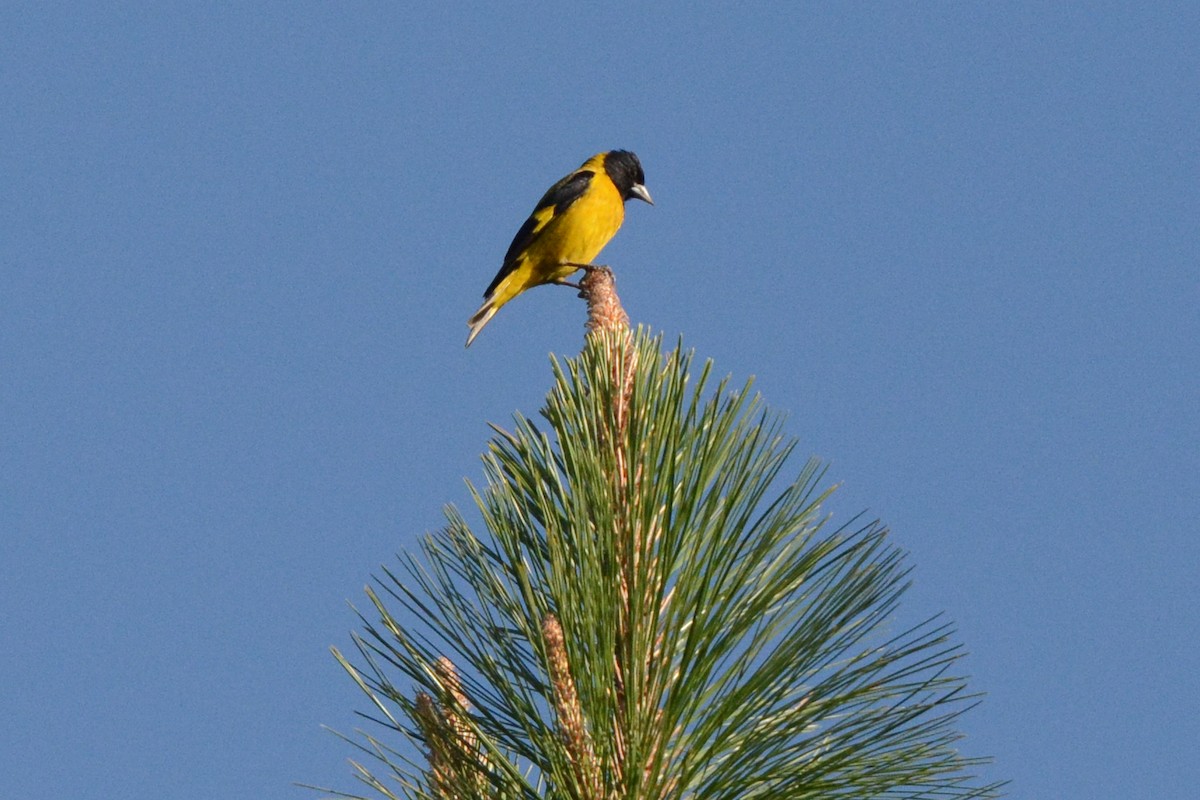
630;183;654;205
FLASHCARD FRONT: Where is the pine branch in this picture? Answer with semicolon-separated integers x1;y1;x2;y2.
329;316;1004;800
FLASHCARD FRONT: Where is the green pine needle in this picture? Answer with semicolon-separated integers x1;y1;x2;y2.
330;328;1004;800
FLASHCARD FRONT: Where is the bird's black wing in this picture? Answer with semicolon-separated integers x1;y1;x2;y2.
500;170;594;268
482;169;594;299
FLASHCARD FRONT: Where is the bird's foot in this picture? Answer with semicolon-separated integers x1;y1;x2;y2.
554;262;608;290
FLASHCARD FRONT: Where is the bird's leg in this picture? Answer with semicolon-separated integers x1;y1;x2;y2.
553;261;607;290
552;261;609;289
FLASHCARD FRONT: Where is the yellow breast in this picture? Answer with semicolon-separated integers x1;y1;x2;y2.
533;173;626;283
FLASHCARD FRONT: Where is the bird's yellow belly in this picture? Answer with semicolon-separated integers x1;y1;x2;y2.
538;186;626;283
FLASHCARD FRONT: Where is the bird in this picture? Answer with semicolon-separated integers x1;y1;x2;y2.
466;150;652;347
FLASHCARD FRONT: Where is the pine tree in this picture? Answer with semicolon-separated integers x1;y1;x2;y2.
329;270;1002;799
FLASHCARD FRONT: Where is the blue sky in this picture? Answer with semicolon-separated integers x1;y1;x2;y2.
3;4;1197;798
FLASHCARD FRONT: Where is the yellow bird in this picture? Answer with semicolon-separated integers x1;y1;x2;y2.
466;150;652;347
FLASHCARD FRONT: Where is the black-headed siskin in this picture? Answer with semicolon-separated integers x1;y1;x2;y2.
466;150;652;347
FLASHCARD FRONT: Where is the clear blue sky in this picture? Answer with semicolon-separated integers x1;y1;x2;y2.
3;4;1197;798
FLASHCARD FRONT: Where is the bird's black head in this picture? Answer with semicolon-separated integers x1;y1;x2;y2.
604;150;653;205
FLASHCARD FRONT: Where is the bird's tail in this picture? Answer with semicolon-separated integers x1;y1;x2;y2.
465;296;498;348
